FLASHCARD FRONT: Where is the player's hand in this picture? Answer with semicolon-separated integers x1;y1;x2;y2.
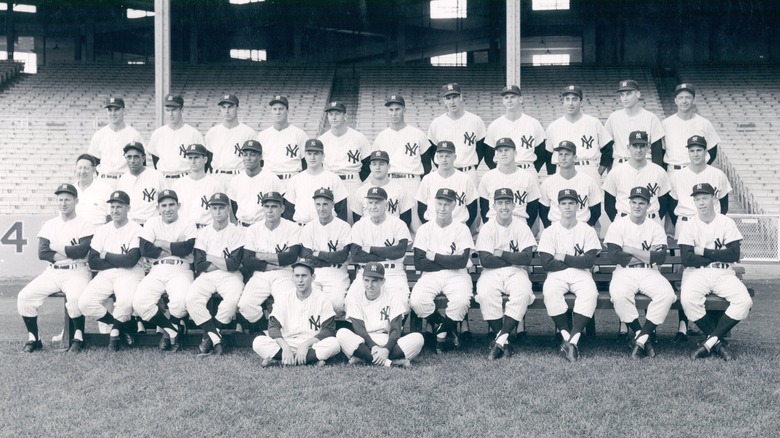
294;348;308;365
650;245;665;251
493;249;503;258
281;347;296;366
694;246;705;256
554;252;566;261
372;346;389;365
425;251;436;261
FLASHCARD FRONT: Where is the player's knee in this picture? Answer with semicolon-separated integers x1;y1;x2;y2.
65;301;82;319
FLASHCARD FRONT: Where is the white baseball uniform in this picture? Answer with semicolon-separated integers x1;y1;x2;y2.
477;167;541;220
428;111;486;172
372;124;429;216
117;167;166;224
299;217;352;314
320;127;372;214
485;113;547;166
670;166;732;219
416;170;478;224
604;108;665;161
171;174;224;227
286;170;348;224
255;124;308;187
351;179;414;219
226;170;285;226
205;122;258;184
74;179;112;225
539;172;603;223
88;124;144;181
147;124;205;177
661;114;720;171
546;114;612;183
602;162;671;218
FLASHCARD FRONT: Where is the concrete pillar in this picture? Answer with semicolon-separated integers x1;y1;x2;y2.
505;0;520;86
155;0;171;128
5;3;13;60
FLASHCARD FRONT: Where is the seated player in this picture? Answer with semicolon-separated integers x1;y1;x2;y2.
252;261;340;367
605;187;676;359
475;188;537;360
337;262;424;367
416;141;478;228
351;150;413;227
538;189;601;362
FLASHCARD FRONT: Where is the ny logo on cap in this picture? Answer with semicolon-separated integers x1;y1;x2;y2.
622;81;627;87
224;94;230;99
317;189;325;195
374;151;381;157
696;184;703;190
564;189;571;195
188;145;196;151
635;188;642;194
330;102;337;107
568;86;575;90
162;190;170;196
391;95;396;100
109;98;116;103
635;133;642;139
692;136;699;142
275;95;281;100
214;194;222;199
447;85;453;90
112;192;120;198
370;265;378;271
443;189;449;195
371;188;378;194
60;184;68;190
501;189;508;195
167;96;174;101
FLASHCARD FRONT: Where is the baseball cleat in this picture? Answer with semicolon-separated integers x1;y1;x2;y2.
488;343;504;360
713;342;732;361
644;341;656;358
503;342;515;358
452;333;461;350
159;331;171;351
198;336;213;355
561;341;578;363
673;332;688;343
435;338;445;355
68;339;83;353
390;359;411;368
121;331;135;347
690;345;709;360
170;335;182;352
631;343;645;360
616;331;629;343
347;357;362;366
212;343;224;356
108;335;121;352
22;340;43;353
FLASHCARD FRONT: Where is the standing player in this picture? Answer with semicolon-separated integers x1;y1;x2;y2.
185;193;245;356
538;189;602;362
337;263;424;368
603;80;665;169
605;187;676;359
539;141;603;228
227;140;286;227
252;261;341;367
148;94;205;187
416;141;478;228
478;137;541;228
476;188;537;360
661;84;720;175
485;85;548;172
546;85;612;183
298;188;352;317
74;153;112;226
351;150;413;226
255;95;308;190
132;189;196;351
78;190;144;351
117;142;166;225
172;144;224;228
18;184;95;353
680;183;752;361
409;188;475;354
205;94;257;186
87;97;144;189
286;139;348;224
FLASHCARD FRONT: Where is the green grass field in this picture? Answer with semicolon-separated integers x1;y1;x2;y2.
1;279;778;436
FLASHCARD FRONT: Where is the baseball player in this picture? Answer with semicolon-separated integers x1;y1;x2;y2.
661;83;720;175
416;141;478;228
147;94;205;186
485;85;548;172
87;97;144;189
17;184;95;353
252;261;341;367
476;188;537;360
477;137;541;228
351;150;413;226
605;186;676;359
117;142;166;225
237;192;301;334
74;153;112;225
185;193;245;356
255;95;308;190
538;189;601;362
338;262;424;368
546;85;612;183
205;94;257;186
77;190;144;351
171;144;224;229
286;139;348;224
298;188;352;317
410;188;475;354
348;186;412;313
428;83;490;187
680;183;752;361
131;189;196;352
539;141;603;228
603;80;665;169
226;140;286;227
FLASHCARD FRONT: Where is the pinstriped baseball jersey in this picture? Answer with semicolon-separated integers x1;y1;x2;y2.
372;125;431;175
350;215;411;271
299;218;352;271
270;288;336;339
416;170;478;223
669;166;732;217
546;114;612;163
413;220;474;270
477;168;541;220
352;179;413;217
256;124;309;174
205;123;257;171
604;108;665;159
539;172;603;223
319;128;372;175
195;222;244;259
286;170;348;224
428;111;486;169
485;113;547;164
244;219;301;258
74;180;112;226
476;218;537;256
604;216;667;257
661;114;720;166
139;216;198;263
147;124;204;174
537;221;601;259
117;168;167;223
227;170;285;224
171;175;225;226
88;124;144;175
346;287;405;334
91;220;143;259
677;214;742;258
602;162;671;215
38;216;96;266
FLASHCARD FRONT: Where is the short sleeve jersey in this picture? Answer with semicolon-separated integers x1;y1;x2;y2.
602;162;671;215
677;214;743;253
38;216;96;266
546;114;612;163
90;220;144;267
244;219;301;266
537;221;602;263
485;113;547;164
539;172;603;223
319;128;372;175
255;124;308;175
147;124;205;174
427;111;486;169
117;168;167;223
413;220;474;271
416;171;478;223
286;170;348;224
477;168;541;220
205;122;258;171
604;216;667;264
476;218;537;260
195;223;245;261
172;175;225;226
87;124;144;175
372;125;431;175
139;216;198;263
74;179;113;226
346;288;405;335
352;180;414;217
669;166;732;217
604;108;665;159
227;170;285;225
299;218;352;271
661;114;720;166
350;215;411;271
271;289;336;340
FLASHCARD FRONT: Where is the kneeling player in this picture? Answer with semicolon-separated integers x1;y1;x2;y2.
605;187;676;359
338;262;424;367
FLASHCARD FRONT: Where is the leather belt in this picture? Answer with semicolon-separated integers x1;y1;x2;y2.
238;221;253;227
363;263;396;270
153;259;191;268
516;163;533;169
338;174;357;181
621;212;658;219
627;263;651;269
616;158;629;164
671;165;686;170
50;263;86;270
706;263;731;269
214;169;240;175
196;223;208;229
575;160;593;166
165;172;188;179
99;173;121;180
276;173;296;180
680;216;690;222
456;165;475;172
390;173;419;179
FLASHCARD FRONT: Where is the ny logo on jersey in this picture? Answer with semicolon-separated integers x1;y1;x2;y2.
275;243;288;253
450;242;457;255
576;194;588;209
201;195;210;209
142;188;156;203
646;183;660;196
380;306;390;321
515;191;528;206
384;238;396;247
120;244;130;254
454;192;466;206
641;241;652;251
70;238;78;246
463;132;477;146
256;192;265;205
387;199;399;214
714;238;725;250
286;144;299;158
509;240;520;252
347;149;360;164
520;135;535;150
327;240;339;252
581;135;594;150
233;143;241;156
178;144;187;157
404;142;419;156
222;248;231;258
309;315;322;331
574;244;584;256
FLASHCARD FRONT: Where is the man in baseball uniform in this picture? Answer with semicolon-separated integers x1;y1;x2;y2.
476;188;537;360
185;193;245;356
255;95;308;190
18;184;95;353
252;261;341;367
172;144;224;229
680;183;751;361
237;192;301;335
539;141;603;228
117;142;166;225
661;84;720;175
348;186;412;313
338;262;424;368
87;97;144;189
546;85;612;183
78;190;144;351
205;94;258;186
298;188;352;317
538;189;601;362
74;153;112;226
351;150;413;227
605;186;676;359
148;94;205;186
410;188;475;354
603;80;665;169
286;139;348;224
478;137;541;228
227;140;286;227
131;189;196;352
485;85;548;172
416;141;478;228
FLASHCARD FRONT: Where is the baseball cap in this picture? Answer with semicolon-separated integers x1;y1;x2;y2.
616;80;639;92
261;192;284;205
291;260;315;274
562;85;583;99
629;131;649;145
385;95;405;106
554;140;576;153
123;141;145;155
501;85;521;96
312;188;334;201
325;101;347;113
241;139;263;154
495;137;516;150
369;150;390;162
558;189;579;202
365;187;388;201
675;83;696;97
184;144;208;156
441;83;461;97
628;186;651;202
207;192;230;206
54;183;78;197
363;262;385;279
494;188;514;202
218;94;239;106
686;135;707;148
305;139;324;152
435;188;457;202
436;140;456;154
76;153;98;166
157;189;178;204
690;183;716;197
269;95;289;108
164;94;184;107
104;96;125;109
107;190;131;205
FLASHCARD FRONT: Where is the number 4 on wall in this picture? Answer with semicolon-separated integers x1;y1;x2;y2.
1;222;28;253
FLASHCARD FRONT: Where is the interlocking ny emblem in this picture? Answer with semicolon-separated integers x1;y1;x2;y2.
641;241;652;251
233;143;241;156
463;132;477;146
179;144;187;157
574;243;584;256
509;240;519;252
347;149;360;164
286;144;298;158
646;183;660;196
576;194;588;209
384;238;396;247
256;193;263;204
520;135;534;150
142;188;156;203
404;142;419;156
449;242;457;255
387;199;399;213
201;196;209;209
120;244;129;254
309;315;322;331
327;240;339;252
222;247;231;258
275;243;288;253
70;238;78;246
380;306;390;321
514;191;528;205
581;135;594;150
454;192;466;206
714;238;725;250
